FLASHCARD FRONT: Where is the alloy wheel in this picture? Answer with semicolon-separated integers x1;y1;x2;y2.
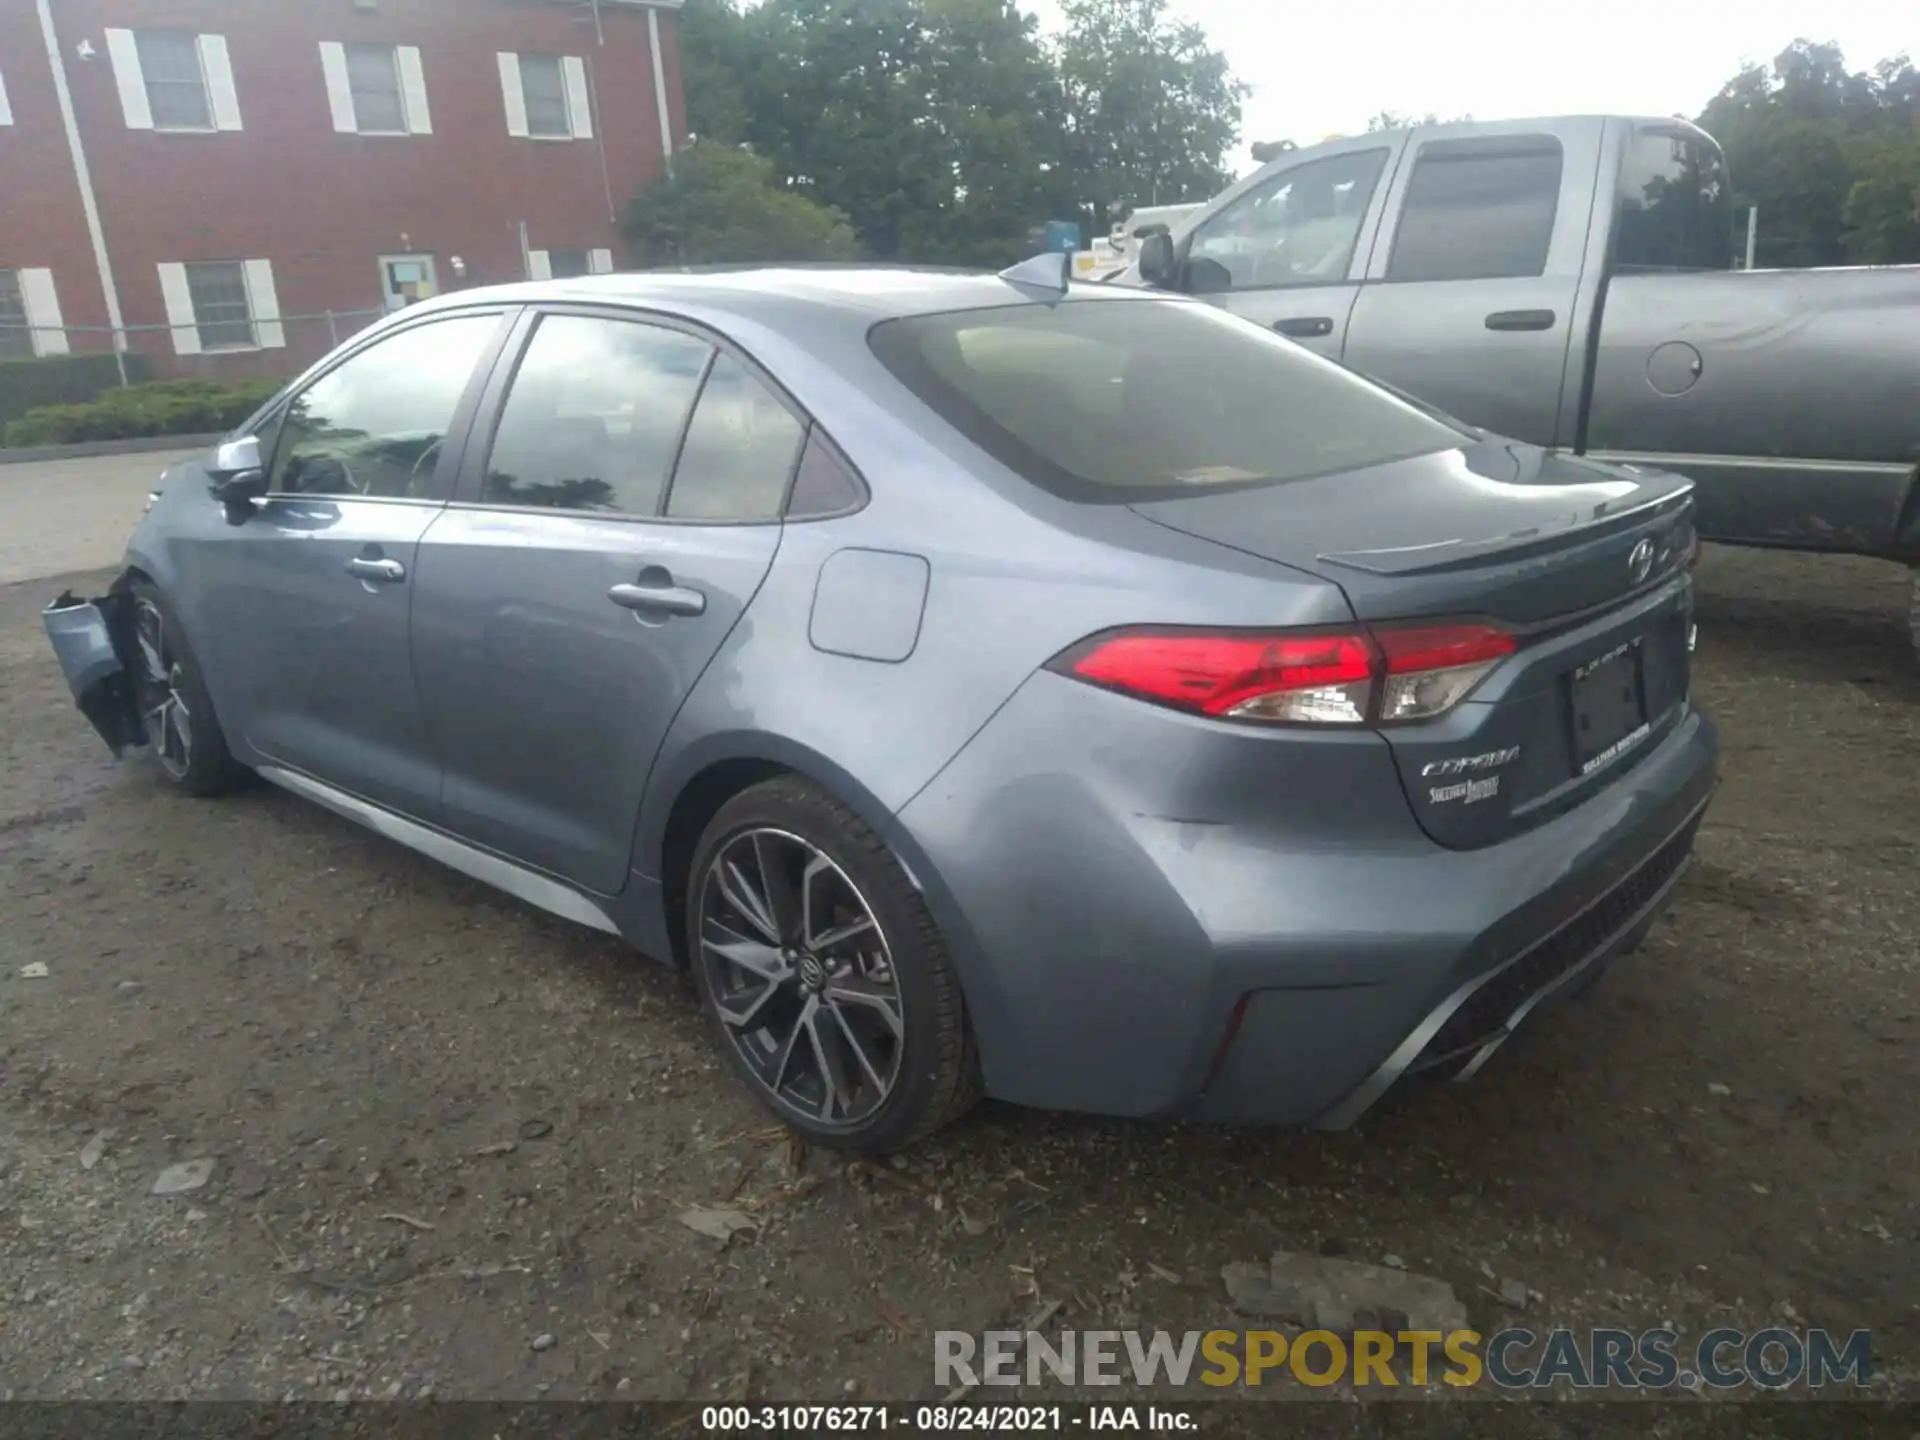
133;598;193;780
697;828;905;1129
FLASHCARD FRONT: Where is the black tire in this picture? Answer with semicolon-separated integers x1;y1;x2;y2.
127;580;249;798
686;776;981;1154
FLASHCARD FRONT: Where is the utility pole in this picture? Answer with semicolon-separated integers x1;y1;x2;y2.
35;0;130;384
1744;206;1759;271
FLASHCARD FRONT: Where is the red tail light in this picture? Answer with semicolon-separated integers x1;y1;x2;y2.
1053;621;1515;726
1375;623;1516;722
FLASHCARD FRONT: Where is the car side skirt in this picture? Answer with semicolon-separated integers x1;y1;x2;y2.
256;765;621;937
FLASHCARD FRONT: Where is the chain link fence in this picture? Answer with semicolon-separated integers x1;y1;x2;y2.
1;308;392;387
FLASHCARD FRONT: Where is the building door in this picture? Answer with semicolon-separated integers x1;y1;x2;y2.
379;254;439;312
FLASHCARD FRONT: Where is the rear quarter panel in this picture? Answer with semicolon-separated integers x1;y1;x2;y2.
622;312;1359;1057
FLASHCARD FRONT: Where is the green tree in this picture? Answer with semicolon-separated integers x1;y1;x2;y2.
1696;41;1920;267
1843;132;1920;263
1362;111;1473;133
676;0;757;145
1053;0;1246;239
738;0;1073;267
621;140;860;267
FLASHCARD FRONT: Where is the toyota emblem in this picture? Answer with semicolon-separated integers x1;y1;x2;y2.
1628;538;1656;584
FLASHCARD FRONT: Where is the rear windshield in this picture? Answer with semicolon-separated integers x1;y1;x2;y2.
868;299;1466;503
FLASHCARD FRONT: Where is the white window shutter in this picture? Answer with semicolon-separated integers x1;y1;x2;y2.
497;53;528;138
589;249;614;275
201;35;243;131
562;56;593;140
527;250;552;282
319;43;356;132
157;264;201;356
244;260;284;349
105;30;153;130
398;47;432;134
0;66;14;127
19;269;68;357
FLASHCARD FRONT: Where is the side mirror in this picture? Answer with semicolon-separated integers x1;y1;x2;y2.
1136;229;1179;290
207;435;267;521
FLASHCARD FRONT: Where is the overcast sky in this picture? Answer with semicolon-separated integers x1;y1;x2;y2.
1022;0;1912;176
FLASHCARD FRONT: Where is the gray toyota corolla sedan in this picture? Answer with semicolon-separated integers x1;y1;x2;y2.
45;260;1717;1153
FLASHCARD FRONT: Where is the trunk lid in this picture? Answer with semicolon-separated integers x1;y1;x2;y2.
1132;439;1700;850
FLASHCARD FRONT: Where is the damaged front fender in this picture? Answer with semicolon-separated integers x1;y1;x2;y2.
43;579;147;757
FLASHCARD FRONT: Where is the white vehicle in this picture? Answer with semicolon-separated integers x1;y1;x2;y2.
1074;203;1205;280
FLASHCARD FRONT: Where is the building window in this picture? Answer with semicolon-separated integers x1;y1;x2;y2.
106;29;242;132
0;272;34;359
346;45;405;133
186;263;254;350
527;248;615;281
521;55;569;138
0;268;68;358
498;52;593;141
137;32;212;130
321;43;431;136
158;260;284;356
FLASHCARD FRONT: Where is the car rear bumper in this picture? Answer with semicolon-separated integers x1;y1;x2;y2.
896;670;1719;1126
1207;768;1710;1128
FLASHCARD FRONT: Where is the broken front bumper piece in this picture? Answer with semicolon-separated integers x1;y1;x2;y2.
43;588;146;757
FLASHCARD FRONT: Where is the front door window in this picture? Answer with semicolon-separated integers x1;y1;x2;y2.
1187;149;1391;292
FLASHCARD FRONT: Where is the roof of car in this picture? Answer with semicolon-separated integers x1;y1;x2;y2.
424;264;1162;328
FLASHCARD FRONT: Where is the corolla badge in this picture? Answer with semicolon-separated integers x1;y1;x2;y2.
1422;746;1520;779
1629;538;1656;584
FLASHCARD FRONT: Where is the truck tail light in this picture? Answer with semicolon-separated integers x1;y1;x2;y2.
1050;622;1515;727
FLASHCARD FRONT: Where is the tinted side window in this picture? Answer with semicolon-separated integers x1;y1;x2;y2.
1615;131;1735;274
786;430;868;518
269;314;501;499
1387;141;1563;282
1188;149;1389;292
482;314;712;514
665;355;806;521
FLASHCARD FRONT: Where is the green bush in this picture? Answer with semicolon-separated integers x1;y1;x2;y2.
3;378;280;448
0;351;156;432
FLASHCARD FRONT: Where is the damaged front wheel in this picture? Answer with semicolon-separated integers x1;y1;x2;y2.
128;582;249;797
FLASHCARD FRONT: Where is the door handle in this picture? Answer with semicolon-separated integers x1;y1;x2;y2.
609;580;706;618
1485;309;1557;332
1274;316;1334;338
346;557;406;583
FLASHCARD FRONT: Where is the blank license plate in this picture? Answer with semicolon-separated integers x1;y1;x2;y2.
1569;641;1650;776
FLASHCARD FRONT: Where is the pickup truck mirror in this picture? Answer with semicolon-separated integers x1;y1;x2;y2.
1136;228;1178;289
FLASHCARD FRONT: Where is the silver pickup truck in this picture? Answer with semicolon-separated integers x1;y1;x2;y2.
1121;115;1920;643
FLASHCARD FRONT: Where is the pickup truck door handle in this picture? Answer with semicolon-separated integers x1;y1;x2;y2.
345;557;406;583
1485;309;1557;332
609;577;707;618
1274;316;1334;338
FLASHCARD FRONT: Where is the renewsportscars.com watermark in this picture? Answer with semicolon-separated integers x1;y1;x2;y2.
935;1327;1874;1392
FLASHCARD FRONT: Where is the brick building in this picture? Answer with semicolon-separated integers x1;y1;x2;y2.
0;0;685;377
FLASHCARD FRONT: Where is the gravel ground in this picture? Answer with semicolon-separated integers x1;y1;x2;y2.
0;544;1915;1420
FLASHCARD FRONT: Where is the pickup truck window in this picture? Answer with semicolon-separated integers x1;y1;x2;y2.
1386;138;1563;283
1186;149;1389;292
868;299;1466;504
1614;129;1735;274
